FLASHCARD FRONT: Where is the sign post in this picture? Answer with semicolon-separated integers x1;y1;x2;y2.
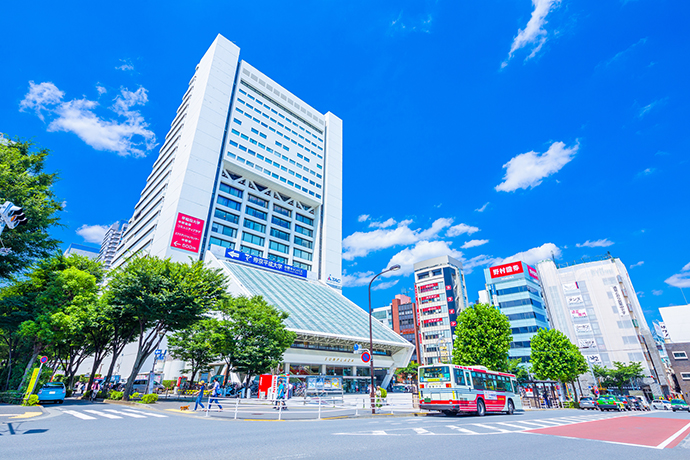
361;351;371;364
24;356;48;402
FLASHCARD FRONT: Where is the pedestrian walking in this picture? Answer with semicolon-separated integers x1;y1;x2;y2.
90;381;100;402
274;380;287;409
194;381;206;411
287;382;293;399
209;380;223;411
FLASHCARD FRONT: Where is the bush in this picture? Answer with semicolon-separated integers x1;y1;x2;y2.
23;395;39;406
379;388;388;398
563;400;579;409
140;393;158;404
108;390;124;400
131;392;141;399
0;391;23;404
65;389;73;398
162;380;176;390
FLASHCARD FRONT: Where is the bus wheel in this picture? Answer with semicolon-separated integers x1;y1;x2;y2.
442;410;454;417
506;400;515;415
477;399;486;417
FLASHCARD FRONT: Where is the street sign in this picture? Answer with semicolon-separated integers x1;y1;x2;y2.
361;351;371;363
39;356;48;364
353;344;360;352
170;213;204;253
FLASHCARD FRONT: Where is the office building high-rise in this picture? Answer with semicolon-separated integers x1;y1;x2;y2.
98;221;128;270
64;243;99;260
112;34;343;288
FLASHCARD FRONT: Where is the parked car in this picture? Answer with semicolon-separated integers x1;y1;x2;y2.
671;399;690;412
614;396;631;410
579;397;598;410
597;396;623;411
130;379;165;394
37;382;66;404
652;399;672;410
626;396;643;411
636;397;651;411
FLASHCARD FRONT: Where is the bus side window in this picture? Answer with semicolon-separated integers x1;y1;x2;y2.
471;372;484;390
454;368;465;386
496;376;505;392
465;371;472;388
510;378;517;393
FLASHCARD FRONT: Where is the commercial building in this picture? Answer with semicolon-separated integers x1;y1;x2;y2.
97;221;128;270
413;256;469;365
659;305;690;343
372;305;393;329
537;255;670;398
63;243;99;260
666;343;690;402
484;261;548;363
659;305;690;401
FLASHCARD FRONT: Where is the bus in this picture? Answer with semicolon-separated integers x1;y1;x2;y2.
418;364;522;416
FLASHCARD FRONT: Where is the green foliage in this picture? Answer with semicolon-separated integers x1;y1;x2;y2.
452;303;512;372
140;393;158;404
530;329;587;383
593;361;645;391
379;388;387;398
131;392;141;399
162;380;176;390
0;138;63;280
65;389;73;397
506;359;530;384
395;361;419;382
0;390;23;404
563;400;579;409
23;394;39;406
168;319;219;386
108;390;124;400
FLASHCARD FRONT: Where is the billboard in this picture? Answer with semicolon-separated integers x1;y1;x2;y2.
489;262;524;279
170;213;204;253
225;248;307;278
610;285;629;317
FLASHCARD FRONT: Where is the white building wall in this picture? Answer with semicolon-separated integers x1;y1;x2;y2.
659;305;690;342
321;112;343;287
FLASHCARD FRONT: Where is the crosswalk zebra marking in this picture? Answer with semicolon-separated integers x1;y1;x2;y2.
62;410;96;420
413;428;433;435
120;409;167;418
83;410;122;419
473;423;511;432
446;425;479;434
103;409;147;418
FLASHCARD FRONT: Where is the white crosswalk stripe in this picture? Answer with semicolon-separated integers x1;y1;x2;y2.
120;409;167;418
103;409;147;418
62;410;96;420
446;425;479;434
473;423;511;432
83;410;122;419
60;408;167;420
413;428;433;435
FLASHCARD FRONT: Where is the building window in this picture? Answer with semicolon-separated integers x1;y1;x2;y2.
209;237;234;250
268;253;288;264
219;183;243;198
212;222;237;238
243;218;266;233
269;240;289;254
672;351;688;360
246;206;267;221
214;209;239;225
295;224;313;237
431;269;442;277
294;236;313;249
293;248;312;261
295;214;314;226
273;203;292;217
240;245;263;257
217;196;241;211
499;298;543;309
293;261;311;270
241;232;265;246
271;215;291;229
417;271;429;280
681;372;690;380
248;194;268;208
270;228;290;241
506;312;547;322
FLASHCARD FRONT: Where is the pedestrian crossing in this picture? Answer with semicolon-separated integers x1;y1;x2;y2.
60;408;168;420
335;412;636;436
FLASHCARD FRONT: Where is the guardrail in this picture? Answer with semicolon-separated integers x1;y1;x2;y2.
202;395;360;421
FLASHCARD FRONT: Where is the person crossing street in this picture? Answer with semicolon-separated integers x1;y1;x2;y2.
209;380;223;411
194;381;206;411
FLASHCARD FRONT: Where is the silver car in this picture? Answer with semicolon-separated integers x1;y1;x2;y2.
652;399;672;410
579;397;598;410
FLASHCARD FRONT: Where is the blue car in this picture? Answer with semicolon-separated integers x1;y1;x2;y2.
37;382;66;404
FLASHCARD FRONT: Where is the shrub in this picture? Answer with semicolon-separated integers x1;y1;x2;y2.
140;393;158;404
131;392;141;399
65;389;73;398
108;390;124;400
379;388;387;398
82;390;91;399
23;395;39;406
162;380;176;390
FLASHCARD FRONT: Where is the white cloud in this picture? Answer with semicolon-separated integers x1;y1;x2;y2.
61;200;67;209
342;218;453;260
462;239;489;249
385;240;464;276
629;261;644;269
502;0;562;67
637;167;656;177
652;289;664;296
369;218;397;229
342;271;375;288
76;224;109;244
372;280;400;291
502;243;561;266
389;10;433;35
576;239;614;248
496;141;578;192
462;254;501;274
447;223;480;237
639;97;668;118
475;202;490;213
20;81;157;157
116;59;135;71
96;85;107;95
357;214;370;223
665;263;690;289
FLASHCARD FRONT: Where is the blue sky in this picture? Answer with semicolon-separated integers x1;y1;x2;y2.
2;0;689;324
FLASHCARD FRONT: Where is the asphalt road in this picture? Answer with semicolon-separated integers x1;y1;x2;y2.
2;400;689;460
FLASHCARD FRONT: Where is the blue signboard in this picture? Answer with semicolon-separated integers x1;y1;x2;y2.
224;248;307;278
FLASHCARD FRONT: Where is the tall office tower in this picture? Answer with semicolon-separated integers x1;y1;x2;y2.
98;221;128;270
112;34;343;288
413;256;469;365
372;304;393;329
538;256;670;398
484;261;549;363
390;294;420;364
64;243;99;260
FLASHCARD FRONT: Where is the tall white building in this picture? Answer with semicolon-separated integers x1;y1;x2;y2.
659;305;690;343
537;256;670;397
113;34;343;288
98;221;128;270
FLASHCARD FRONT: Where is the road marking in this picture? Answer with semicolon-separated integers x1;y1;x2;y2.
371;430;388;435
514;421;556;427
103;409;146;418
8;411;42;419
446;425;478;434
497;422;533;430
656;421;690;449
473;423;511;432
120;409;167;418
413;428;433;435
62;410;96;420
84;410;122;419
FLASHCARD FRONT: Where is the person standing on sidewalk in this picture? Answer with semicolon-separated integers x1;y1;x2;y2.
90;381;100;402
208;380;223;411
194;381;206;411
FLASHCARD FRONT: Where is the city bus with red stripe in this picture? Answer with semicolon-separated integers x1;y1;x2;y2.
418;364;522;416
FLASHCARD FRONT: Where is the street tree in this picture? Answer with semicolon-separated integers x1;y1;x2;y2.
168;318;220;386
99;292;139;388
530;328;588;398
0;283;35;390
593;361;645;392
452;303;512;372
0;138;63;280
225;296;295;396
506;358;530;384
106;256;228;400
395;361;419;383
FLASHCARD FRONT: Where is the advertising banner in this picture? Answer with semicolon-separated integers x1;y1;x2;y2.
610;285;629;317
443;267;458;338
570;308;587;318
225;248;307;278
527;265;539;280
490;262;524;279
562;282;580;293
586;354;603;366
578;338;597;349
567;295;584;305
575;324;593;334
423;317;443;325
170;213;204;253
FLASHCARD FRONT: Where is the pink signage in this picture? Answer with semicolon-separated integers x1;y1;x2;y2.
527;265;539;280
170;213;204;253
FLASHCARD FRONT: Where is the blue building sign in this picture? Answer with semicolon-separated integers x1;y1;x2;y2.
224;249;307;278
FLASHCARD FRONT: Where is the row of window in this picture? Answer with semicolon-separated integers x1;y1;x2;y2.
499;298;543;310
506;312;547;322
209;235;312;272
416;268;443;280
215;192;314;230
496;284;540;297
240;231;313;261
510;341;532;349
511;325;543;335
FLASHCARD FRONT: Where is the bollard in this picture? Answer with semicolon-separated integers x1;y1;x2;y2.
234;398;239;420
318;398;322;420
278;402;283;421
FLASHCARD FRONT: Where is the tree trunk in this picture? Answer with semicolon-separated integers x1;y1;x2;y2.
17;346;40;391
4;340;12;391
122;330;165;400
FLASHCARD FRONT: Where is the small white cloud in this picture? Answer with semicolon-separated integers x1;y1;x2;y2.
637;168;656;177
372;280;400;291
502;0;562;67
116;59;134;72
576;239;614;248
447;223;480;237
503;243;561;266
638;97;668;118
19;81;64;121
342;271;375;288
96;85;107;95
385;240;463;276
369;218;397;229
76;224;109;244
475;202;489;213
665;263;690;288
629;261;644;269
683;262;690;272
652;289;664;296
357;214;370;223
61;200;67;209
462;239;489;249
462;255;501;274
496;141;578;192
597;37;647;69
389;10;434;35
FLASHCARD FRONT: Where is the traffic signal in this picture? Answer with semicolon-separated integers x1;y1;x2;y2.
1;202;28;229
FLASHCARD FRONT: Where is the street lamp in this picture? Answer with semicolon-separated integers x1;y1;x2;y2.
368;264;401;414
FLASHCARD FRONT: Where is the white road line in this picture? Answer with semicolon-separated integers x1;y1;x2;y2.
446;425;479;434
120;409;167;418
371;430;388;435
656;421;690;449
413;428;433;435
528;420;563;425
83;410;122;419
62;410;96;420
473;423;511;433
103;409;146;418
514;421;557;428
497;422;533;430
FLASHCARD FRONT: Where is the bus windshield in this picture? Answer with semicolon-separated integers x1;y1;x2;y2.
419;366;451;382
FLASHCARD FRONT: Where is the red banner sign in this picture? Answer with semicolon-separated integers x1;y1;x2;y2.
170;212;204;253
527;265;539;280
423;317;443;325
490;261;524;278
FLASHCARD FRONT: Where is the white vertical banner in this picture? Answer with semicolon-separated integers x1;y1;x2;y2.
610;285;629;317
